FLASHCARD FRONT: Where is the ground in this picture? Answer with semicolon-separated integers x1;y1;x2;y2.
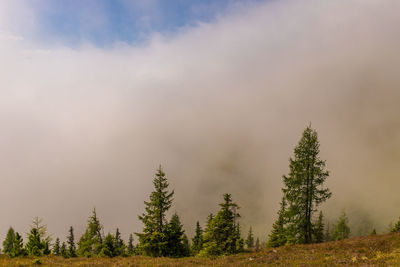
2;233;400;266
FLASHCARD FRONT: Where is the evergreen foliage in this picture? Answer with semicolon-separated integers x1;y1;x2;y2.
333;211;350;240
199;194;243;256
166;213;189;257
99;233;115;257
3;227;15;254
255;237;260;251
52;237;60;256
136;166;174;257
127;234;135;255
371;229;377;235
67;226;77;257
10;232;25;257
113;228;126;256
391;217;400;233
245;226;254;249
268;197;288;247
77;208;104;257
281;125;331;244
26;228;43;256
60;242;68;258
191;221;203;255
313;211;324;243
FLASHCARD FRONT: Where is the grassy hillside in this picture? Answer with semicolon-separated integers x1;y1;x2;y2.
2;232;400;266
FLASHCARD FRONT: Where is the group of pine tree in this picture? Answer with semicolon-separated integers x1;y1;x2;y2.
2;125;400;258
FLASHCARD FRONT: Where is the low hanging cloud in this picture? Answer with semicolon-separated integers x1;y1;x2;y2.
1;0;400;241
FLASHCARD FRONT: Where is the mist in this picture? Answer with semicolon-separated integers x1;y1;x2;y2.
1;0;400;242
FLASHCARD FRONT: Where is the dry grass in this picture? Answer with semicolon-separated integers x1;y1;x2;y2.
2;233;400;266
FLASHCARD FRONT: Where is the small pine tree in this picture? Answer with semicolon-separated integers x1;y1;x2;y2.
136;166;174;257
371;229;377;235
60;242;68;258
191;221;203;255
268;197;287;247
391;218;400;233
77;208;104;257
67;226;77;257
245;226;255;249
313;211;324;243
324;221;333;241
3;227;15;254
99;233;115;257
53;237;61;255
127;234;135;255
43;240;51;255
26;228;43;256
10;232;25;257
333;211;350;240
199;194;242;256
166;213;188;257
114;228;126;256
182;234;191;257
255;237;260;251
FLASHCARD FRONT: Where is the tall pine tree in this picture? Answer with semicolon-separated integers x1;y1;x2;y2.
67;226;77;257
282;125;331;244
77;208;104;257
136;165;174;257
191;221;203;255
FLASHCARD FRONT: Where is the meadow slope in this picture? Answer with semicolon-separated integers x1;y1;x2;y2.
2;233;400;266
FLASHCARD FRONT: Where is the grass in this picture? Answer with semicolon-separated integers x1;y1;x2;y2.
2;233;400;266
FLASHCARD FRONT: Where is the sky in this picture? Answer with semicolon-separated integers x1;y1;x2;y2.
1;0;400;244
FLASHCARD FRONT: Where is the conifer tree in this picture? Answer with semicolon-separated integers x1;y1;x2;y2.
127;234;135;255
333;211;350;240
324;221;333;241
43;240;51;255
313;211;324;243
99;233;115;257
26;228;43;256
136;165;174;257
60;242;68;258
77;208;104;257
199;194;243;256
268;197;287;247
371;229;377;235
191;221;203;255
3;227;15;254
234;223;244;252
391;217;400;233
113;228;126;256
281;125;331;244
53;237;61;256
182;234;191;257
255;237;260;251
10;232;25;257
166;213;188;257
245;226;255;249
67;226;77;257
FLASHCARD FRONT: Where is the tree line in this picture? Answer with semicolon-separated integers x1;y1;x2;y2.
2;125;400;258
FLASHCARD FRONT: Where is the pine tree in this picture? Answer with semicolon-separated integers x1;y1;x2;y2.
77;208;104;257
136;165;174;257
3;227;15;254
391;217;400;233
10;232;25;257
282;125;331;244
43;239;51;255
114;228;126;256
53;237;61;256
182;234;191;257
127;234;135;255
99;233;115;257
199;194;243;256
234;223;244;252
313;211;324;243
67;226;77;257
371;229;377;235
268;197;287;247
245;226;255;249
324;221;333;241
60;242;68;258
166;213;188;257
191;221;203;255
255;237;260;251
333;211;350;240
26;228;43;256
